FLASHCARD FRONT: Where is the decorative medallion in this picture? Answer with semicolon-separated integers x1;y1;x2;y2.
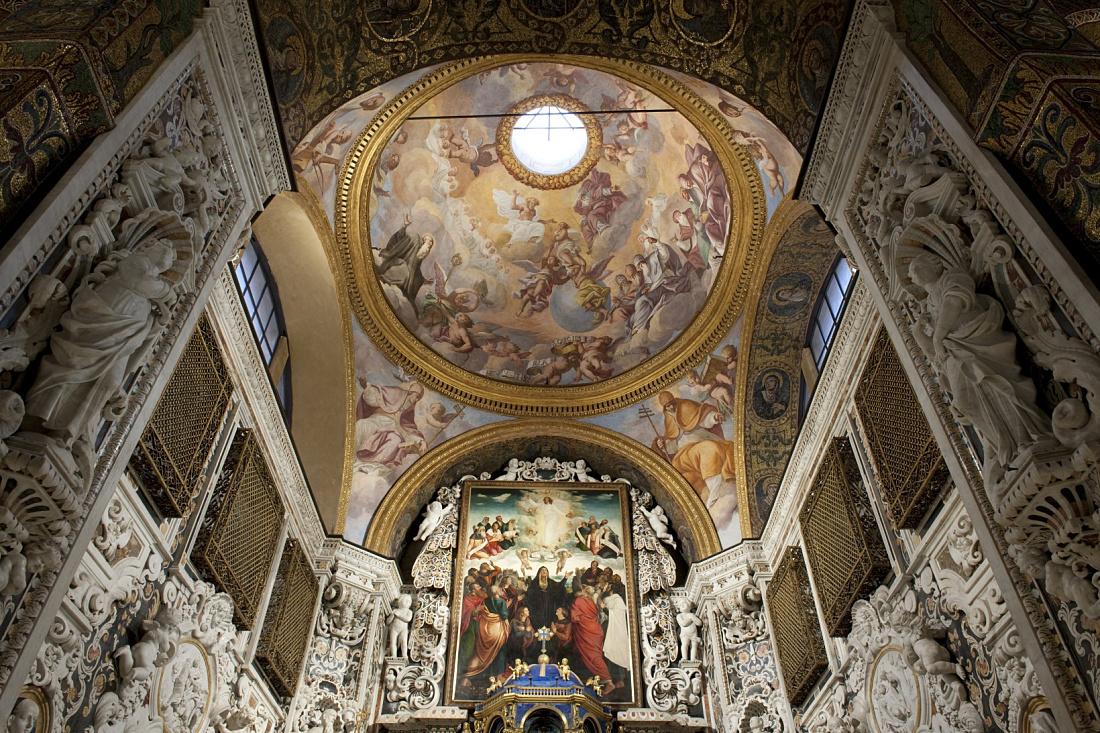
336;55;765;416
869;646;923;733
155;639;213;733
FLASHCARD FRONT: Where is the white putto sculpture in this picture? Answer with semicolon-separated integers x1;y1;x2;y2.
412;500;447;542
639;503;677;549
386;594;415;658
674;598;703;662
24;236;182;447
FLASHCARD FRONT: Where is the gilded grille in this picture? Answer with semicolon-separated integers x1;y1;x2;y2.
767;546;828;707
800;436;891;637
256;538;319;698
193;428;285;629
130;313;233;518
854;328;950;529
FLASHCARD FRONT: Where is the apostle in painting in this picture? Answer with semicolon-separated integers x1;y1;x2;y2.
570;586;615;694
377;212;435;304
354;377;426;473
525;566;573;630
573;170;627;248
599;580;630;683
461;585;511;682
653;390;737;506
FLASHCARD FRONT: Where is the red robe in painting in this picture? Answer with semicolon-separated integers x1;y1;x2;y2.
570;594;611;679
461;591;485;635
574;170;627;245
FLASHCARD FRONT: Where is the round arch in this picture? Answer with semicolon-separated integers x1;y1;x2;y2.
364;418;722;561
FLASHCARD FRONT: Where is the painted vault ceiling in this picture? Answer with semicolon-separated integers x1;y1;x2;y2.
260;23;844;557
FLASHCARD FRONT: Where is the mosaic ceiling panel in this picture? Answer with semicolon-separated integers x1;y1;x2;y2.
252;0;852;154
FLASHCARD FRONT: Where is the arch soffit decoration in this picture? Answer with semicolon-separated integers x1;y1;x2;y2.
365;418;722;562
335;54;767;417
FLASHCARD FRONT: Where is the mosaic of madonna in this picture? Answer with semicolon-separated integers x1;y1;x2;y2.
448;483;637;705
369;62;732;387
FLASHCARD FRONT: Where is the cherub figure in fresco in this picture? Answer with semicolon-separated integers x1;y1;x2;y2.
686;344;738;413
600;79;648;131
513;252;568;317
433;311;476;353
576;337;616;383
479;63;530;84
731;129;785;197
603;120;639;166
438;123;498;176
292;119;355;197
419;262;483;337
493;189;545;247
542;64;587;95
526;344;581;385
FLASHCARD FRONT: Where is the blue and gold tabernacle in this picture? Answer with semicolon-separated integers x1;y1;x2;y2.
471;652;613;733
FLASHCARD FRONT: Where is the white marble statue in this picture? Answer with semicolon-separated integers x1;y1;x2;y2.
386;594;415;658
908;253;1050;483
674;598;703;662
24;239;180;446
412;501;447;542
6;698;37;733
639;503;677;549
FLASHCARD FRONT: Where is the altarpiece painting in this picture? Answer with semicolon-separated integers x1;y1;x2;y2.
447;482;639;706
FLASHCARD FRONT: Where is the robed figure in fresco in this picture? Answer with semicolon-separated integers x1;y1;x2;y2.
573;170;627;247
354;377;425;471
377;213;435;304
653;390;737;505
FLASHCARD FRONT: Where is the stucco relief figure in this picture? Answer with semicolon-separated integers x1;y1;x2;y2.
115;607;181;685
354;377;426;474
5;698;37;733
24;240;180;447
638;502;677;549
907;254;1050;483
376;213;435;305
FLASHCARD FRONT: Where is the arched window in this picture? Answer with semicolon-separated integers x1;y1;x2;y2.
800;255;856;416
233;237;292;420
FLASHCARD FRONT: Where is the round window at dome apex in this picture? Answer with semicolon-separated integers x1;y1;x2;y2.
509;106;590;176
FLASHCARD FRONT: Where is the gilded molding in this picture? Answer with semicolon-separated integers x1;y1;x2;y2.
364;418;722;560
335;54;766;417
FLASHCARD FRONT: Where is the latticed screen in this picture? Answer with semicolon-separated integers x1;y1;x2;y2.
256;538;319;698
193;428;285;629
766;546;828;706
130;313;233;519
800;437;891;637
854;328;950;529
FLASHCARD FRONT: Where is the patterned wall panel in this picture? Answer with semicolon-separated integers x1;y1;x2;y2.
766;545;828;707
130;313;233;519
255;538;318;699
743;205;841;536
799;436;891;637
854;328;950;530
193;427;285;629
252;0;850;152
893;0;1100;275
0;0;202;237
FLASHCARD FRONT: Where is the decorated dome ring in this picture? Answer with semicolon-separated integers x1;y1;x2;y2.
496;94;602;190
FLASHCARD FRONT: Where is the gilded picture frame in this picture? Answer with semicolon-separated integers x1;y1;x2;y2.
446;480;640;706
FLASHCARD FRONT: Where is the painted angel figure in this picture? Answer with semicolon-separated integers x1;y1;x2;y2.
542;64;587;95
419;261;482;338
493;189;545;247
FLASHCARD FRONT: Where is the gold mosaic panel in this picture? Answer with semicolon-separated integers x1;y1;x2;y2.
767;546;828;707
854;328;950;529
130;313;233;519
800;436;891;637
256;538;318;698
192;428;285;629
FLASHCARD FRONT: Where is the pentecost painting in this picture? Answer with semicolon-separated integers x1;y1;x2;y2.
447;482;638;705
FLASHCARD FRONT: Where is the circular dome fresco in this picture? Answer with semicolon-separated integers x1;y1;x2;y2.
337;57;765;416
